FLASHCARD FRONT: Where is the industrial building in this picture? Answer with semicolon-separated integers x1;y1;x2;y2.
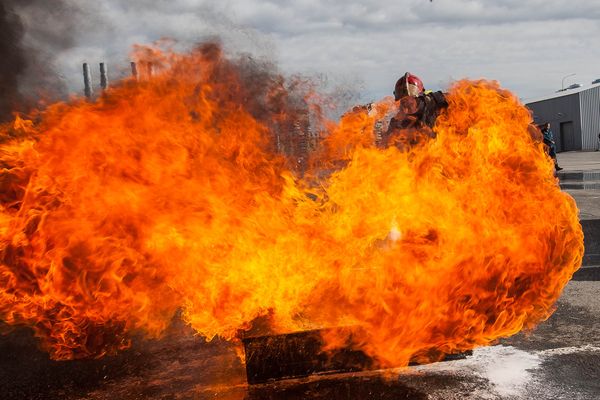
526;83;600;152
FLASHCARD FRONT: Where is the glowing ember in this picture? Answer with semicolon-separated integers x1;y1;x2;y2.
0;43;583;366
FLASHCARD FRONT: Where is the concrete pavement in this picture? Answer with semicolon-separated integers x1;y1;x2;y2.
557;152;600;284
557;151;600;220
557;151;600;172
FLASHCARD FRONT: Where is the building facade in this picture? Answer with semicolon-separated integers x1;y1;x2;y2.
526;84;600;152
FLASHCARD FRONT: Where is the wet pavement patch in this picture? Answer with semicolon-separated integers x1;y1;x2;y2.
557;171;600;182
247;375;428;400
581;219;600;266
572;265;600;281
0;327;149;400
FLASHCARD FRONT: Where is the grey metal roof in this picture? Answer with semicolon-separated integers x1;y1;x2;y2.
524;82;600;104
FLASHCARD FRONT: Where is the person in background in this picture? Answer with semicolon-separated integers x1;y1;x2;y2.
540;122;562;171
382;72;449;150
596;132;600;151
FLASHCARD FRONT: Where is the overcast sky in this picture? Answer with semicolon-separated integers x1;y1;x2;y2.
18;0;600;104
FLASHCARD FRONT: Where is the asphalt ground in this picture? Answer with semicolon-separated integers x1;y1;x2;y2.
1;151;599;400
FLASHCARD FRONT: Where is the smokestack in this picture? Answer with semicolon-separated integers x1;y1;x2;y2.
146;61;153;79
130;61;138;80
82;62;92;98
99;62;108;90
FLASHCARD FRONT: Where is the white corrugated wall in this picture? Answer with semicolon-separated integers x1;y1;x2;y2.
579;85;600;150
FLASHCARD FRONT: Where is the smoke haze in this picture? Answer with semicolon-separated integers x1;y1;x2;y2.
0;0;27;120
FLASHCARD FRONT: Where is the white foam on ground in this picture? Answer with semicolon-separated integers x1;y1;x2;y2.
470;346;541;397
412;345;541;398
411;344;600;398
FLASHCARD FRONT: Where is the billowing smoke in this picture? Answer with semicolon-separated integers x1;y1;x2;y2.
0;1;26;120
0;0;360;122
0;0;84;120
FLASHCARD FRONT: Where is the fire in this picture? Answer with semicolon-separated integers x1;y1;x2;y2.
0;43;583;366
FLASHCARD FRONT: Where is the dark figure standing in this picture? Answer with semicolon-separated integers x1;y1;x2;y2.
382;72;449;150
540;123;562;171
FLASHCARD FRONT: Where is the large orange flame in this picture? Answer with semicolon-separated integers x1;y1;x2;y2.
0;43;583;365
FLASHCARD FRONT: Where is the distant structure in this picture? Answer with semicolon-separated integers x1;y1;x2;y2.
82;63;93;99
99;63;108;90
273;105;315;174
81;61;315;170
82;62;140;98
526;82;600;151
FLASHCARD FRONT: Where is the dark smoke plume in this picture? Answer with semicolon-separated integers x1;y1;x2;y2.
0;0;27;120
0;0;83;121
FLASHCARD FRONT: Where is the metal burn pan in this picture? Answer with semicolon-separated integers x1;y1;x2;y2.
242;328;472;385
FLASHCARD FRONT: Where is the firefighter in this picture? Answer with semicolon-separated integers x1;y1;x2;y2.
383;72;449;149
539;122;562;171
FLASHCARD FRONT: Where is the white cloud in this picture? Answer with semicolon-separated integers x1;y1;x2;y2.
21;0;600;102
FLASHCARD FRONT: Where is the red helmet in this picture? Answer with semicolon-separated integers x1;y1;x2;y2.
393;72;424;100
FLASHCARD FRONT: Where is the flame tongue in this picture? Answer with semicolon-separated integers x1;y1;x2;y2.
0;45;583;364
